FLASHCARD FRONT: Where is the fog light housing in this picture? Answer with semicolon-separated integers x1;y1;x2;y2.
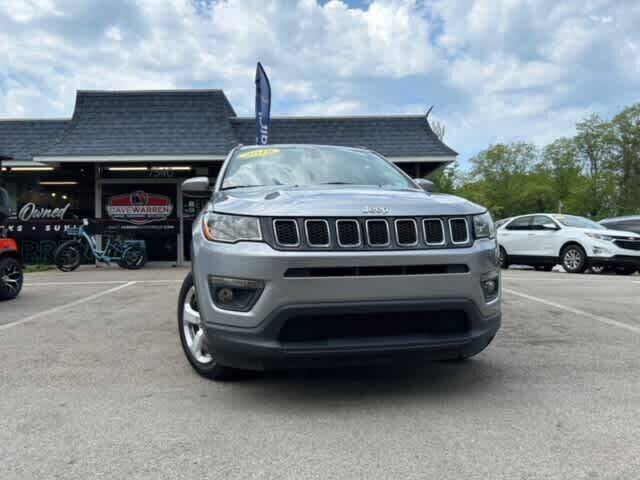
481;272;500;302
592;246;611;256
208;276;264;312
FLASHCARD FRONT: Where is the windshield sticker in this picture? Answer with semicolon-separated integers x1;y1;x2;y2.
237;148;280;159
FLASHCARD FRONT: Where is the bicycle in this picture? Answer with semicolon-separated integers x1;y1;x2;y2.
54;219;147;272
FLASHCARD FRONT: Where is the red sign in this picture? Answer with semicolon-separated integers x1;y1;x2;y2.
106;190;173;225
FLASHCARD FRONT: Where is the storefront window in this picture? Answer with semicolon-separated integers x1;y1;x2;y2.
100;183;179;262
5;165;95;263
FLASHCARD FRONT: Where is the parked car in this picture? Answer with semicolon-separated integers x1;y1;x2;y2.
497;213;640;274
0;159;23;301
177;144;502;380
599;215;640;234
495;217;512;230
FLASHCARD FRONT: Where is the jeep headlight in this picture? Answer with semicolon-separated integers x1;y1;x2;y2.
202;213;262;243
473;212;495;239
585;232;614;242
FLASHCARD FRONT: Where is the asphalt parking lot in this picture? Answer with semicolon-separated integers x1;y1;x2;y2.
1;267;639;479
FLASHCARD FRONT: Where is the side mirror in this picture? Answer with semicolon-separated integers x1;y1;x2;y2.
542;223;558;230
182;177;211;198
414;178;435;193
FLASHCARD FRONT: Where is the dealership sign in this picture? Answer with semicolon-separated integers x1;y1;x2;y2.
106;190;173;225
18;202;71;222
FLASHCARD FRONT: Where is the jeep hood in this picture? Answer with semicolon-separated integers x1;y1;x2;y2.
210;185;486;217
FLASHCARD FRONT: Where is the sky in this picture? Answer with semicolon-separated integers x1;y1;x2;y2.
1;0;639;165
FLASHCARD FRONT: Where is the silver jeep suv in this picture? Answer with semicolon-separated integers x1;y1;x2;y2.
178;144;501;380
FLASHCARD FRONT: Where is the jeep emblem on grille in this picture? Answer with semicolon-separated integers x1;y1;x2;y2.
362;206;389;215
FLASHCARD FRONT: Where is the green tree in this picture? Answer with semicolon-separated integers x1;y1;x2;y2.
575;114;616;217
427;162;459;194
610;104;640;214
466;142;539;218
539;137;583;213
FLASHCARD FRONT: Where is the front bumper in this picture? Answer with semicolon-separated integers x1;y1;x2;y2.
191;234;501;370
202;300;501;370
590;255;640;268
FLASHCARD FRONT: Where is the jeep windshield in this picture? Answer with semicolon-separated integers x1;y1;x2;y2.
221;146;414;190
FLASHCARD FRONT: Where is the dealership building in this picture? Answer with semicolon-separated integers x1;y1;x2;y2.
0;89;456;264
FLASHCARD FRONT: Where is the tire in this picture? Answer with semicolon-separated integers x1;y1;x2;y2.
0;256;23;301
54;241;82;272
560;244;587;274
118;246;147;270
178;273;237;381
499;247;509;269
535;265;553;272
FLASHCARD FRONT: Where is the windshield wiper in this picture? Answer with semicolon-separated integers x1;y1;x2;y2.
317;182;356;185
221;184;266;191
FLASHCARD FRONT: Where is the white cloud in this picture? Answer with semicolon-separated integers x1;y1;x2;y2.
1;0;640;163
0;0;63;23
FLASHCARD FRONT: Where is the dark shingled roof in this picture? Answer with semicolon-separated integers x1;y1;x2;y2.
2;89;457;161
42;90;239;156
230;116;457;157
0;119;68;160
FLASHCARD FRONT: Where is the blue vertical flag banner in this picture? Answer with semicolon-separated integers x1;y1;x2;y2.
255;62;271;145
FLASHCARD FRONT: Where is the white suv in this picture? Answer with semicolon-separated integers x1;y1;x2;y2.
497;213;640;274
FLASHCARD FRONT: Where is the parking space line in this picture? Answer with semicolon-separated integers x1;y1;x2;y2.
503;276;636;283
503;287;640;335
24;280;182;286
0;281;136;331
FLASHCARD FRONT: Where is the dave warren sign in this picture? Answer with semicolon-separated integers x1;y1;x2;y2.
105;190;173;225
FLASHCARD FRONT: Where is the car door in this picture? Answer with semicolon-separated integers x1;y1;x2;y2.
499;216;533;256
528;215;561;257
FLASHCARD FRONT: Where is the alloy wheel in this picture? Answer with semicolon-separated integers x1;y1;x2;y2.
182;286;213;364
564;248;582;271
0;261;21;295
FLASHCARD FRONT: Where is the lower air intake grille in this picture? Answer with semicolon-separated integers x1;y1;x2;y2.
366;220;389;246
278;309;470;343
449;218;469;244
274;220;299;246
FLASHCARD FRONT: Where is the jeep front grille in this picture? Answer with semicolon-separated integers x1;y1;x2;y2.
273;219;299;246
395;219;418;246
449;218;469;244
423;218;445;245
305;219;330;247
336;220;361;246
366;219;390;246
268;216;473;250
